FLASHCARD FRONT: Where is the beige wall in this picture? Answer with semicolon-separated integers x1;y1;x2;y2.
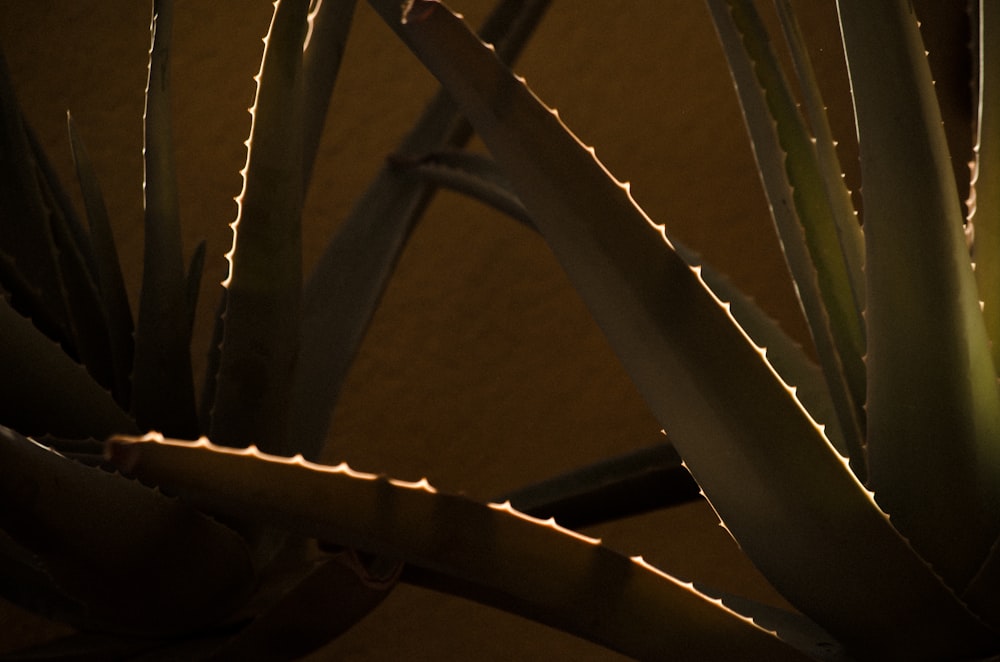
0;1;857;658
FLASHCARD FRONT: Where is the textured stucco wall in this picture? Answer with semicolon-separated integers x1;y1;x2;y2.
0;1;856;658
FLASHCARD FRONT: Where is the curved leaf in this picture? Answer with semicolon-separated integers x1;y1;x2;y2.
106;434;812;661
291;0;551;460
210;0;308;452
707;0;866;475
838;0;1000;590
0;426;255;636
380;2;1000;657
132;0;199;437
0;298;134;439
67;113;134;408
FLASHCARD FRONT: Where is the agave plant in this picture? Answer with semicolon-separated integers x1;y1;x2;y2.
4;0;1000;659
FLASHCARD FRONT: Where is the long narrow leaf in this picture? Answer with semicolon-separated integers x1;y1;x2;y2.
973;0;1000;374
380;2;999;656
707;0;866;476
132;0;199;437
838;0;1000;590
210;0;308;452
67;114;134;408
106;434;813;661
290;0;551;460
0;48;72;349
0;427;254;635
773;0;865;312
0;298;134;439
499;441;700;529
302;0;358;191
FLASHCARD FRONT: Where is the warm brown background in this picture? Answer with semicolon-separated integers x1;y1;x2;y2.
0;1;871;658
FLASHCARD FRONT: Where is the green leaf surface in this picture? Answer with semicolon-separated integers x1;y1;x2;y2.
67;113;134;407
772;0;865;313
0;297;134;439
382;1;1000;656
132;0;199;437
0;426;254;636
106;434;811;661
210;0;308;452
707;0;866;475
838;0;1000;590
291;0;551;460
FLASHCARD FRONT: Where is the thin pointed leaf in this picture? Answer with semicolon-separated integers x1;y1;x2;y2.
210;0;308;452
380;2;999;656
106;434;812;661
132;0;199;437
0;426;254;635
290;0;551;460
499;441;700;529
838;0;1000;590
302;0;358;191
0;297;134;438
973;0;1000;374
391;149;535;227
67;113;134;408
45;193;115;394
204;549;398;662
707;0;866;476
184;239;206;340
416;160;850;455
0;48;72;347
773;0;865;313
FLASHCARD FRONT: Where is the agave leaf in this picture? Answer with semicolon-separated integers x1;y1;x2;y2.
838;0;1000;590
379;1;1000;656
0;528;96;633
131;0;199;438
973;0;1000;374
499;440;700;529
408;164;849;456
66;113;134;408
106;434;812;661
772;0;865;310
184;239;206;341
707;0;866;476
290;0;551;460
302;0;358;191
0;48;73;348
44;197;115;395
391;149;535;227
0;298;134;438
204;548;398;662
0;426;255;636
209;0;308;452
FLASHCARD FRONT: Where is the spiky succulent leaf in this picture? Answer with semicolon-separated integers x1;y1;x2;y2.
66;113;134;407
0;426;255;636
301;0;358;190
973;0;1000;374
132;0;199;437
0;48;72;347
379;2;1000;657
707;0;866;475
0;298;134;439
290;0;550;459
106;434;816;661
210;0;308;452
838;0;1000;590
